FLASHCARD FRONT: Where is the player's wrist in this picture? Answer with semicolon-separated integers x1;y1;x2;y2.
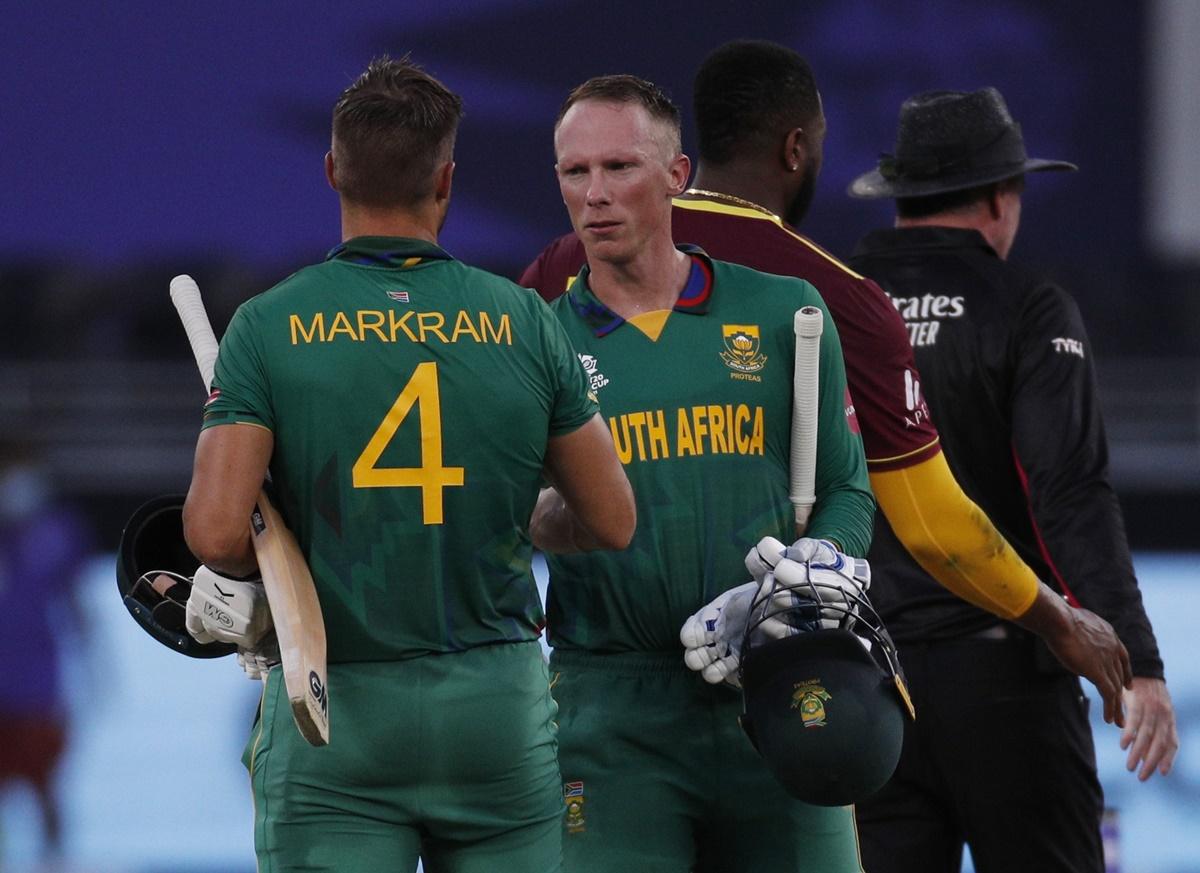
191;543;260;579
531;486;614;554
1014;581;1073;640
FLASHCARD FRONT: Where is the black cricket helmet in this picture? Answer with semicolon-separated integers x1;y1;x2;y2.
116;494;236;658
738;556;914;806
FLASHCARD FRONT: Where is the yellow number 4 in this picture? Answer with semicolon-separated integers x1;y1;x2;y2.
352;361;464;525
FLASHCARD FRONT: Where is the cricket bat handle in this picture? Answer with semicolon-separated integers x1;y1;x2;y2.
791;306;823;535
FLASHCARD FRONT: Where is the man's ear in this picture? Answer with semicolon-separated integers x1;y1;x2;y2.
667;153;692;195
324;151;338;192
782;127;807;173
435;160;455;202
986;183;1005;220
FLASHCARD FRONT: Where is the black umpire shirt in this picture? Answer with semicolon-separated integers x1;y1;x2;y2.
849;226;1163;679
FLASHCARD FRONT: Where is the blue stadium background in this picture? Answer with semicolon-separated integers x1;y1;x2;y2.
1;1;1197;871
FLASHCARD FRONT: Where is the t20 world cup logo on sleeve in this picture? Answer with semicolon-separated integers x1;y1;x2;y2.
578;353;610;393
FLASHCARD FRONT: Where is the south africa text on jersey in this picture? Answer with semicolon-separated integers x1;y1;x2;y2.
289;310;512;345
608;405;765;464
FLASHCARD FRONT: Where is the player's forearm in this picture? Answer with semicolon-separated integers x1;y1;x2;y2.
869;452;1038;619
183;424;271;577
530;487;617;554
806;423;875;557
537;415;636;552
806;483;875;558
182;491;258;576
182;508;258;576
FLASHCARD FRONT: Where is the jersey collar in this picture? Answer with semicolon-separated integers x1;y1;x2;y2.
326;236;454;267
566;245;714;337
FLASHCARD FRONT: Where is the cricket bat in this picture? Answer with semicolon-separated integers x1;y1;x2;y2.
170;274;330;747
790;306;824;536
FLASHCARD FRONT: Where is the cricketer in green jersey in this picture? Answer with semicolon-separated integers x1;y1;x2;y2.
529;76;875;872
183;57;634;873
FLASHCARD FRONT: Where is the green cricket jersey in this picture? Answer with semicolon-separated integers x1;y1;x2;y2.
203;237;597;663
546;248;874;654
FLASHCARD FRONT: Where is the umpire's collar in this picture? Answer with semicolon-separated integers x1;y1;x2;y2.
853;226;998;259
566;244;714;337
326;236;454;267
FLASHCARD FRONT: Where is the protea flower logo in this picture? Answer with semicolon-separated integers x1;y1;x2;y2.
720;324;767;373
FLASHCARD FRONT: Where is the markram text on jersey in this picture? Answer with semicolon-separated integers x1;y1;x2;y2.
608;404;766;464
289;310;512;346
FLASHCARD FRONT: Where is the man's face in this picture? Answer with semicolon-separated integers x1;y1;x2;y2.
554;99;689;266
785;111;826;227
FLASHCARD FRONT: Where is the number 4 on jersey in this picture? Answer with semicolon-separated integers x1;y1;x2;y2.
351;361;465;524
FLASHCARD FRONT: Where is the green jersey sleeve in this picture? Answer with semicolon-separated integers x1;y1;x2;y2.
541;299;599;436
202;302;273;432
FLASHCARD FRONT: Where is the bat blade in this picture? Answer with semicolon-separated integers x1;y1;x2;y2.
170;274;330;746
790;306;824;536
250;497;329;745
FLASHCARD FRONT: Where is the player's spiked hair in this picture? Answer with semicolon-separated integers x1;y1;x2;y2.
555;74;682;155
332;55;464;208
693;40;821;165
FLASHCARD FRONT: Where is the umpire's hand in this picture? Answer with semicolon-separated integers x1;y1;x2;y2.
1120;677;1179;781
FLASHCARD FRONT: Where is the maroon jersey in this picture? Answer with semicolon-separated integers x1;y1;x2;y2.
520;194;940;471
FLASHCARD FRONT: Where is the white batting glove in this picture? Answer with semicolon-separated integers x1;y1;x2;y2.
783;537;842;569
744;536;788;583
746;536;852;581
768;551;871;631
237;633;281;681
185;566;273;648
744;535;862;630
681;581;758;686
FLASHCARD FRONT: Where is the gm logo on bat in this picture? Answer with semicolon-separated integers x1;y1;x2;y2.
309;671;328;716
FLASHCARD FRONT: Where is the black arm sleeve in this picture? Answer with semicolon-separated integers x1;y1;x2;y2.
1010;283;1163;678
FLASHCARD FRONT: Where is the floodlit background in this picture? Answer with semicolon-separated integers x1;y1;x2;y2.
1;1;1197;871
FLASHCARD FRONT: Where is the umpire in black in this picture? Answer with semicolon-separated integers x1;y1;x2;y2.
846;87;1178;873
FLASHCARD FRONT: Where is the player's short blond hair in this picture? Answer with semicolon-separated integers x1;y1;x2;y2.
555;74;682;159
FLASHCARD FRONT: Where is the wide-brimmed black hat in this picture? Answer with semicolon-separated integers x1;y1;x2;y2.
848;87;1076;199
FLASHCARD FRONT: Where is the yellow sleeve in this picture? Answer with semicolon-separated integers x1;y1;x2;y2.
869;450;1039;619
